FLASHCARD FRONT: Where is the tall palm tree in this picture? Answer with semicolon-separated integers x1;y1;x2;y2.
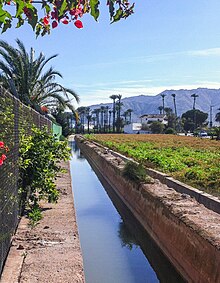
127;109;133;124
117;94;122;122
110;95;118;133
123;110;128;124
160;94;166;114
108;110;112;132
0;39;79;113
77;106;86;134
191;93;199;110
171;93;177;117
92;108;101;133
100;106;106;132
116;101;123;133
104;106;109;133
215;108;220;123
158;106;163;115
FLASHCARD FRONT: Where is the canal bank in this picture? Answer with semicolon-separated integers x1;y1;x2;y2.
76;135;220;283
0;161;85;283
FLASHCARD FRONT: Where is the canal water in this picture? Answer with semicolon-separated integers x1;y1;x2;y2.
70;142;185;283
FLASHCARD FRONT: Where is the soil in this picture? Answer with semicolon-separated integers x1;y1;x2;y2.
0;161;85;283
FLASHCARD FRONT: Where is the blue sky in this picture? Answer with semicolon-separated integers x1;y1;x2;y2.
2;0;220;107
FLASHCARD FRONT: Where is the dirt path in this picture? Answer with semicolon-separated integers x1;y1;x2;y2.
1;161;85;283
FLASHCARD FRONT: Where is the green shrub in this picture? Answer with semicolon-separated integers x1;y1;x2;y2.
123;161;152;184
19;127;71;224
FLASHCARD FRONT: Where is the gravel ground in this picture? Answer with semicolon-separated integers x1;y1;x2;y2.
1;161;85;283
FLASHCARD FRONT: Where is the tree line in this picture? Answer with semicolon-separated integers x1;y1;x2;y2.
76;94;133;134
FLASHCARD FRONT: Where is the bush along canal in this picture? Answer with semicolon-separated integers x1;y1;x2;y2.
70;141;185;283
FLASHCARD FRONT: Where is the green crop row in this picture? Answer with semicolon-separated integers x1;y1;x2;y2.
85;134;220;196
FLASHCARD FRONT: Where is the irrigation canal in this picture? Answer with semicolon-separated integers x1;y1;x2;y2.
70;141;185;283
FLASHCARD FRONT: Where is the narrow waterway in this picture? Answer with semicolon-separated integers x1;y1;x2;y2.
70;142;185;283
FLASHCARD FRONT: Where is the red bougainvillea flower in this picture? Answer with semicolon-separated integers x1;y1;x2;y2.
43;16;50;26
0;141;4;148
0;159;3;166
41;106;48;113
52;21;58;29
74;20;83;29
61;18;69;25
1;154;6;161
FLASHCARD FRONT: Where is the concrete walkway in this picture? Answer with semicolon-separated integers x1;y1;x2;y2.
1;161;85;283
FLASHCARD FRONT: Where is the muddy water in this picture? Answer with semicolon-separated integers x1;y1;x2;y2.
70;142;185;283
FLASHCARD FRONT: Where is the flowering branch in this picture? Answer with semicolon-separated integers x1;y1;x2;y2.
0;0;135;36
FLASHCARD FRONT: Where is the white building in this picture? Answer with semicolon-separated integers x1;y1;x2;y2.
140;114;168;125
124;123;142;134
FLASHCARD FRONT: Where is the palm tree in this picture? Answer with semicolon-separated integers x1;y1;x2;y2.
123;110;128;124
100;106;106;132
215;108;220;123
191;93;199;110
0;39;79;113
160;94;166;114
77;106;86;133
104;106;109;133
116;100;123;133
158;106;163;115
171;93;177;117
92;108;101;133
110;95;118;133
127;109;133;124
108;110;112;132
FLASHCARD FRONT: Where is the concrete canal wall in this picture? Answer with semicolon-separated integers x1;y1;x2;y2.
76;136;220;283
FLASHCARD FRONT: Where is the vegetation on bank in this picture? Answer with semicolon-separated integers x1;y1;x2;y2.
85;134;220;196
19;127;71;225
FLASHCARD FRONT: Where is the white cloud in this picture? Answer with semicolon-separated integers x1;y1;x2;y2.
188;48;220;57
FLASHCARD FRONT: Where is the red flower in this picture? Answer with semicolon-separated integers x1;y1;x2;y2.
43;16;50;26
61;18;69;25
1;154;6;161
0;141;4;148
41;106;48;113
52;21;58;29
0;159;3;166
74;20;83;29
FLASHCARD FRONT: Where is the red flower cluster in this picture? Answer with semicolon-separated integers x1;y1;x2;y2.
41;106;48;113
36;1;84;30
0;141;9;167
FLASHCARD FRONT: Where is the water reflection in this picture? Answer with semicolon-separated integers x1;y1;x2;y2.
118;221;139;250
92;166;186;283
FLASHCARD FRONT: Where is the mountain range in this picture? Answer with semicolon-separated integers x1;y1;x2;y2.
88;88;220;125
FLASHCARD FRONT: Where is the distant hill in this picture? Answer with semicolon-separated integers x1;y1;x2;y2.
88;88;220;125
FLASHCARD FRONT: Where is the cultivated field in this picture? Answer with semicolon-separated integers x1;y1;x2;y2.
86;134;220;196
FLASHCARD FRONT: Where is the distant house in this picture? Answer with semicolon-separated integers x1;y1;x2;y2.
140;114;168;125
124;123;142;134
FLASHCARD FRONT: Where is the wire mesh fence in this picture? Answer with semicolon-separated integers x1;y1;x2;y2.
0;86;52;274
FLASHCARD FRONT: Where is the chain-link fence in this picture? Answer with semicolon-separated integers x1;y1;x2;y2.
0;86;52;274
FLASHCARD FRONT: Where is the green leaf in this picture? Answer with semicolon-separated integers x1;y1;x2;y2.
59;0;67;17
16;16;24;28
108;0;115;19
0;6;11;23
26;5;38;30
113;8;123;23
15;0;25;18
2;19;11;33
90;0;100;21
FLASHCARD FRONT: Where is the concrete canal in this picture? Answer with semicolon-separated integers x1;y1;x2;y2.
70;142;185;283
